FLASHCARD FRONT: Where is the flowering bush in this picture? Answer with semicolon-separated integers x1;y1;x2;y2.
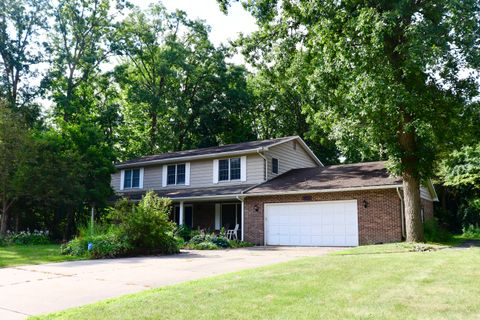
0;230;50;246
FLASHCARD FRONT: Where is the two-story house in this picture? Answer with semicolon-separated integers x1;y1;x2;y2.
112;136;437;246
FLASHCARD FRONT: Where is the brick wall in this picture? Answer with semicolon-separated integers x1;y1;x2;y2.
421;198;434;221
244;189;403;246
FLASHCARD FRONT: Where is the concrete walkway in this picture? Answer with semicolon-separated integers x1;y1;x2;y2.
0;247;341;319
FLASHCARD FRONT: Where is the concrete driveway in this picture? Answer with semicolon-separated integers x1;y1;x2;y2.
0;246;341;319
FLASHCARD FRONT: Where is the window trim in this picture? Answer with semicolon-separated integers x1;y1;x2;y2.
166;163;186;186
272;158;279;174
120;168;144;190
218;157;242;182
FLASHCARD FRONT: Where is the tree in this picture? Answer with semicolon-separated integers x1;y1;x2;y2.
0;101;31;234
246;53;339;164
113;4;255;159
221;0;480;242
42;0;121;237
45;0;123;122
0;0;49;123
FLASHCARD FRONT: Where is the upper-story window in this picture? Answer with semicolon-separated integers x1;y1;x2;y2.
272;158;279;174
123;168;142;189
219;158;241;181
167;163;186;185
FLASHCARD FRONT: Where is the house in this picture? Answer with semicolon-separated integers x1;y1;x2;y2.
111;136;438;246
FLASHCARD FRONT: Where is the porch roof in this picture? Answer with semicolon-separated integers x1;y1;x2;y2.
116;184;257;201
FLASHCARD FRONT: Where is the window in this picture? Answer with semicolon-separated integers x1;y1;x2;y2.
219;159;229;181
123;169;141;189
272;158;279;174
219;158;241;181
167;164;186;185
230;158;241;180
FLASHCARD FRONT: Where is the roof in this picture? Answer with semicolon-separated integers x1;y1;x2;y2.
245;161;402;195
116;136;322;168
115;185;257;201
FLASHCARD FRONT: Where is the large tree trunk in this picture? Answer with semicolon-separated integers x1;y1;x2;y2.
403;171;424;242
0;200;9;235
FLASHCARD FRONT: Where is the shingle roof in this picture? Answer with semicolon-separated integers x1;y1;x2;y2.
245;161;402;195
116;136;297;167
114;185;257;201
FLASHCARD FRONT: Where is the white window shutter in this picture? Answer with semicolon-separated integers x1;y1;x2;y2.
139;168;144;189
162;165;167;187
185;162;190;186
213;159;219;184
240;156;247;181
215;203;221;230
120;170;125;191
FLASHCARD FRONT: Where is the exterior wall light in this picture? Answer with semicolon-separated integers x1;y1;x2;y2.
363;200;368;208
254;204;259;212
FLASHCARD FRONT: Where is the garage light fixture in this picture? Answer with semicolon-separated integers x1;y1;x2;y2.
254;204;259;212
363;200;368;208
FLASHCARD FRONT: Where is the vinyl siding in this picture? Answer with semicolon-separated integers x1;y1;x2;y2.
111;153;265;192
420;186;433;201
111;171;121;192
265;140;318;180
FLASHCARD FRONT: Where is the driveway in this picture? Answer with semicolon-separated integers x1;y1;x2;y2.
0;246;341;319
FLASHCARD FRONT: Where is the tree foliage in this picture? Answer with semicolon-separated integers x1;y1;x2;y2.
112;4;254;158
221;0;480;241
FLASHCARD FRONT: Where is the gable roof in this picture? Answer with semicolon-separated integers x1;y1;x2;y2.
244;161;403;195
116;136;322;168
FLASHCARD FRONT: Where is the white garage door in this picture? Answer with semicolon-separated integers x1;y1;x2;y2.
265;200;359;246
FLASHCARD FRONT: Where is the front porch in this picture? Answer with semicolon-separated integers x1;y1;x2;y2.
170;199;243;240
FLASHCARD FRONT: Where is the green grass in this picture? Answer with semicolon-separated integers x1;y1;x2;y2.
32;246;480;320
0;244;81;268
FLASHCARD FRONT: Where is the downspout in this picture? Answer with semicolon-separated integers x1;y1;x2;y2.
256;149;268;181
396;187;406;239
236;195;245;241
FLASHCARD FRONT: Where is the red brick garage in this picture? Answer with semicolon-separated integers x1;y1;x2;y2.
242;162;437;246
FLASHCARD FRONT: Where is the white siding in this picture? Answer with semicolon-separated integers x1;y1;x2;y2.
265;140;318;180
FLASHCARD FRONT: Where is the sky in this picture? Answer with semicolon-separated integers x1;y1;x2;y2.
130;0;258;47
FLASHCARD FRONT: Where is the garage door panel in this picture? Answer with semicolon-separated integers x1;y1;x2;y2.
265;200;358;247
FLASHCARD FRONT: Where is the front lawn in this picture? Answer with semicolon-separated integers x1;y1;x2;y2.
0;244;81;268
32;245;480;320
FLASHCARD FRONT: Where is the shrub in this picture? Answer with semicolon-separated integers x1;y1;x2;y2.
229;240;255;248
0;230;50;245
175;225;192;241
462;225;480;239
459;198;480;229
189;242;219;250
211;236;230;248
61;232;132;258
189;234;206;245
424;219;452;243
121;192;179;254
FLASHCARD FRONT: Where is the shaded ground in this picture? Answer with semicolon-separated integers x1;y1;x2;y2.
455;239;480;249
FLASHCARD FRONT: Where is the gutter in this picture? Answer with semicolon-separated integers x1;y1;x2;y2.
243;184;403;197
256;149;268;181
396;187;406;239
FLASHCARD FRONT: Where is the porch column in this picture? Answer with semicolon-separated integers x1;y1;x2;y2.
240;198;244;241
179;201;184;225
